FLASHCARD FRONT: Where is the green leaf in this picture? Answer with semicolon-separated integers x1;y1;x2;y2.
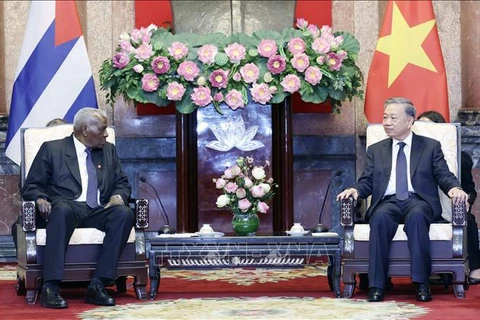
175;87;196;114
328;86;347;101
271;91;289;104
280;27;303;43
300;85;328;103
197;33;229;48
228;33;256;48
173;32;203;46
336;31;360;55
252;30;282;42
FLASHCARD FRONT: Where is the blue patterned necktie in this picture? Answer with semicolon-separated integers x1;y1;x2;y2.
85;148;99;208
395;142;409;200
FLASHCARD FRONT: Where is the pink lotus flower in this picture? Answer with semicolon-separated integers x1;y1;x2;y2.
225;89;244;110
296;18;308;29
287;38;306;55
209;69;229;88
133;64;144;73
178;61;200;81
135;43;154;61
141;73;160;92
113;52;130;69
190;86;213;107
312;37;331;54
130;28;143;43
327;52;343;71
307;24;320;38
225;43;246;63
267;55;286;75
304;66;323;86
250;83;272;105
240;63;260;83
119;40;135;54
238;198;252;211
233;72;242;82
166;82;186;101
258;39;277;58
316;56;326;65
215;178;227;189
198;44;218;64
251;185;266;198
291;53;310;72
214;92;224;103
151;56;170;74
257;202;269;213
281;74;301;93
236;188;247;199
225;182;238;193
168;41;189;60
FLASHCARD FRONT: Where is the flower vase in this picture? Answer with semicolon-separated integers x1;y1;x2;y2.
232;213;259;236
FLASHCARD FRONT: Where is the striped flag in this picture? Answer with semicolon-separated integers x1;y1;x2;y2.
6;0;97;165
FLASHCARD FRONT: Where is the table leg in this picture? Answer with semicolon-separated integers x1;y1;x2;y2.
148;253;160;300
333;250;341;298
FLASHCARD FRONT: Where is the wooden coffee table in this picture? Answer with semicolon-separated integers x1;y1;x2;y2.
148;232;342;299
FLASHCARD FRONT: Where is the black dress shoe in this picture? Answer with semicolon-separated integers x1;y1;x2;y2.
85;278;115;306
468;277;480;285
415;283;433;302
367;287;384;302
40;284;68;309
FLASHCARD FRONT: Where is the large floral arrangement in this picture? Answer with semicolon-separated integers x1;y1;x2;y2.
99;18;363;114
213;156;277;216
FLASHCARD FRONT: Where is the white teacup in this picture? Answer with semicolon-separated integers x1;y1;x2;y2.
199;224;214;234
290;223;304;233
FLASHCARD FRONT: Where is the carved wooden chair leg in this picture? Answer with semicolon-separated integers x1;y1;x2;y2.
115;276;128;293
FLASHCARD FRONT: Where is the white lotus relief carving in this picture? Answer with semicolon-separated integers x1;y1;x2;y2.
206;116;265;152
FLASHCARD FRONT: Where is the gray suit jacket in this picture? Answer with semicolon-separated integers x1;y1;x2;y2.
22;134;131;206
352;132;461;221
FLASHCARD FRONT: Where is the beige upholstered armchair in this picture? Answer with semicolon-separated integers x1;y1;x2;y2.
340;122;467;299
15;124;149;304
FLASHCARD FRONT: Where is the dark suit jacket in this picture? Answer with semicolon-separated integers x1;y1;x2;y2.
352;132;461;222
22;134;131;206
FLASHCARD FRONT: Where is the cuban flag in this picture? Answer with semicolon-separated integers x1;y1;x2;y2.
5;0;97;165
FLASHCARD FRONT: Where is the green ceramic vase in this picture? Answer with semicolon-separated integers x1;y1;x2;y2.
232;213;259;236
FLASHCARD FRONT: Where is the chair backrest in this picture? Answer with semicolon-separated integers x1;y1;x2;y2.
366;121;460;222
20;124;115;184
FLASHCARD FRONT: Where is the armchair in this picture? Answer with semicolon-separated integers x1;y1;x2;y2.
15;124;150;304
340;122;467;299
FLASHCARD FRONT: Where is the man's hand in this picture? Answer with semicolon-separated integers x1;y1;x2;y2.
36;198;51;221
105;195;124;209
336;188;359;201
447;187;469;205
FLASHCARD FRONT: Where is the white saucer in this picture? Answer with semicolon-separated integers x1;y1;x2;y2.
286;230;310;236
195;231;225;238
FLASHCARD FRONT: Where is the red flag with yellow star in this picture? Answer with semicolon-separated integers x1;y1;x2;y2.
364;0;449;123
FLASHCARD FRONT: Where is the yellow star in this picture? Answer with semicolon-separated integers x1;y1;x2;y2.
376;2;437;87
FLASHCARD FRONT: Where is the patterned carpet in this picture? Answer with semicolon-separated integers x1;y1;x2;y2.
4;264;477;320
78;296;427;320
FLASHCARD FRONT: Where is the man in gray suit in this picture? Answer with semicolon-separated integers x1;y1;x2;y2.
337;97;467;302
22;108;134;309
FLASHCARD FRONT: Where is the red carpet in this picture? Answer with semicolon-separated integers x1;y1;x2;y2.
1;265;480;319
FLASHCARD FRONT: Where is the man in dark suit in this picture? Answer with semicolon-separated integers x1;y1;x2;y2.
337;97;468;302
22;108;134;309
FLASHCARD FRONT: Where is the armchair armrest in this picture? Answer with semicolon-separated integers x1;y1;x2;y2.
22;201;37;232
340;197;356;227
131;198;149;230
452;202;466;227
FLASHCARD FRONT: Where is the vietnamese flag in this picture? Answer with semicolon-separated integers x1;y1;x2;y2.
364;0;449;123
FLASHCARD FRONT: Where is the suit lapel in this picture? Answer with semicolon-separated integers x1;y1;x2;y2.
65;135;82;187
381;138;393;180
410;133;423;177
